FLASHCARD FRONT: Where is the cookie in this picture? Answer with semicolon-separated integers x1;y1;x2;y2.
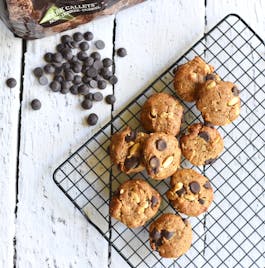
109;127;148;174
149;213;192;258
174;56;214;102
140;92;184;136
180;123;224;166
110;179;161;228
143;132;181;180
166;169;214;216
196;80;241;125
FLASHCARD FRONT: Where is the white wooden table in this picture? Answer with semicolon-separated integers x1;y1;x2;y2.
0;0;264;267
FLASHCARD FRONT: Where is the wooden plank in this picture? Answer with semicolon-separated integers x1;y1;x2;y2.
15;16;115;268
0;21;22;268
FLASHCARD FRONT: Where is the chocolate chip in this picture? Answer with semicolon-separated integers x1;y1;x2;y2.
88;80;97;88
52;52;63;63
85;93;94;101
93;60;103;70
203;181;212;189
198;199;205;205
81;99;93;110
109;75;118;85
49;81;61;92
176;187;186;196
101;68;112;79
79;41;89;51
73;32;83;42
33;67;44;78
31;99;41;110
82;76;92;84
93;92;103;102
84;57;94;67
205;73;216;81
38;76;48;86
117;48;127;57
61;35;72;43
54;75;64;83
64;70;74;81
198;131;210;142
78;84;90;95
86;67;98;78
91;52;101;61
204;121;215;128
156;139;167;151
161;230;174;240
102;58;113;67
6;78;17;88
151;196;158;208
56;43;65;52
84;31;94;41
61;48;73;61
105;94;116;104
60;81;71;94
73;75;82;85
44;64;55;74
70;56;79;63
77;51;88;61
87;113;98;126
71;62;82;73
95;40;105;50
70;85;79;95
98;80;107;90
149;156;160;172
64;41;76;49
232;86;240;96
44;52;53;63
151;228;161;241
62;62;71;70
189;181;201;194
124;157;139;170
125;131;137;142
54;66;63;75
204;158;217;165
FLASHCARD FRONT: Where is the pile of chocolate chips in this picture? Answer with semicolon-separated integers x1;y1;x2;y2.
33;31;127;126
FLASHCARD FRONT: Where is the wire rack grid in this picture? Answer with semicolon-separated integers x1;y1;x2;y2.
53;14;265;268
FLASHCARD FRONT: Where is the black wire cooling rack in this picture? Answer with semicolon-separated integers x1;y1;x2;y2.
53;14;265;268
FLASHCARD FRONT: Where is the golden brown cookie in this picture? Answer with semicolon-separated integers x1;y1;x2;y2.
110;179;161;228
149;213;192;258
174;56;214;102
140;92;184;136
166;169;214;216
143;132;181;180
196;80;241;125
180;123;224;166
109;127;148;174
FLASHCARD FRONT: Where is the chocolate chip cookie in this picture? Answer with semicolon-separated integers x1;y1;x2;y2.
180;123;224;166
196;80;241;125
110;179;161;228
140;92;184;136
166;169;214;216
174;56;214;102
149;213;192;258
109;127;148;173
143;132;181;180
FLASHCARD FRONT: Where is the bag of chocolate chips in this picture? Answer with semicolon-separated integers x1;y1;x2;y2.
0;0;145;39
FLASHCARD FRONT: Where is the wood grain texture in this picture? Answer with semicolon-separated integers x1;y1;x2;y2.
0;21;22;268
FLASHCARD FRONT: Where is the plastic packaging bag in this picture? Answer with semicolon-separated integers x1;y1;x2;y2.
0;0;145;39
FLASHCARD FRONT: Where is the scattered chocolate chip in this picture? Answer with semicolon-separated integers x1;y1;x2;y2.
117;48;127;57
109;75;118;85
54;66;63;75
86;67;98;78
31;99;41;110
204;158;217;165
124;157;139;170
52;52;63;63
78;84;90;95
73;32;83;42
71;62;82;73
64;70;74;81
205;73;216;81
149;156;160;172
125;130;137;142
62;62;71;70
198;199;205;205
176;187;186;196
70;56;79;63
161;230;174;240
60;81;71;94
54;75;64;83
64;41;75;49
84;57;94;67
189;181;201;194
85;93;94;101
70;85;79;95
156;139;167;151
151;196;158;208
105;94;116;104
95;40;105;50
61;48;73;61
101;68;112;79
33;67;44;78
203;181;212;189
49;81;61;92
6;78;17;88
98;80;107;90
44;64;55;74
102;58;113;67
38;76;48;86
204;121;215;128
93;92;103;101
91;52;101;61
151;228;161;241
82;76;92;84
198;131;210;142
79;41;89;51
81;99;93;110
44;52;53;63
89;80;98;88
73;75;82;85
93;60;103;70
232;86;240;96
56;43;65;52
84;31;94;41
61;35;72;44
77;51;88;61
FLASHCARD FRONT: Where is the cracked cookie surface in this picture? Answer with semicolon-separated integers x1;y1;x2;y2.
196;79;241;125
109;127;148;173
180;123;224;166
166;169;214;216
143;132;181;180
149;213;192;258
140;92;184;136
110;179;161;228
174;56;214;102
